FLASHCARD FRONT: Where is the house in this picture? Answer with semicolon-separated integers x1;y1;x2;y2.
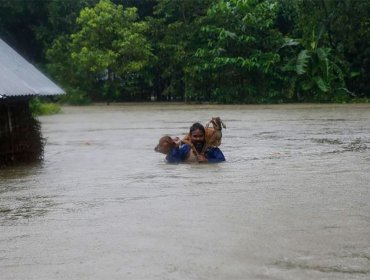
0;38;64;166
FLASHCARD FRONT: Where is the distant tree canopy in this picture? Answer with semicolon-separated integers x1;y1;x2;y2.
69;0;152;102
0;0;369;103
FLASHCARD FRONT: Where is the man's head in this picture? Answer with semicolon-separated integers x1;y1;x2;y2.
189;122;205;152
154;136;176;154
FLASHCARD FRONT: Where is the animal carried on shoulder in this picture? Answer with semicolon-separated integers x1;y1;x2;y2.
205;117;226;147
154;136;179;154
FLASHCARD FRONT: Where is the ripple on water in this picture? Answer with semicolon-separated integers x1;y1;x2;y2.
311;138;344;145
0;195;58;225
274;259;369;275
343;138;368;152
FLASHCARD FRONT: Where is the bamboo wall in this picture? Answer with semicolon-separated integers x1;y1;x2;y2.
0;98;44;166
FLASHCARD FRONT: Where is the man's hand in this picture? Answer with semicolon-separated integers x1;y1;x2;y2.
173;137;180;147
197;154;208;163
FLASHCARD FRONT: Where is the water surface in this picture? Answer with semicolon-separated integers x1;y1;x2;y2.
1;104;370;279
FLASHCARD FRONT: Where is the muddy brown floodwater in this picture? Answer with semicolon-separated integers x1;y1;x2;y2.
1;104;370;280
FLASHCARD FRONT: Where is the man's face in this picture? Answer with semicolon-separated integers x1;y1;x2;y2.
190;128;205;152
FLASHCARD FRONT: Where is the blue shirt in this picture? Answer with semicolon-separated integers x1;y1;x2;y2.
166;144;225;164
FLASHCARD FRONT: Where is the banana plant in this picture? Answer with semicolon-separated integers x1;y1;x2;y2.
282;30;347;102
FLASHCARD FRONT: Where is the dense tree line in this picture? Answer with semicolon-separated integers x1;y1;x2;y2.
0;0;369;104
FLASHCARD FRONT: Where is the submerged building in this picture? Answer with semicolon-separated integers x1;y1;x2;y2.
0;38;64;166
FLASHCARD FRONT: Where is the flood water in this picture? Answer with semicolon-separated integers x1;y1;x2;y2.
1;104;370;280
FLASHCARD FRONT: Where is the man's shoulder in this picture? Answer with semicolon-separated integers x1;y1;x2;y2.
205;146;222;152
204;146;225;162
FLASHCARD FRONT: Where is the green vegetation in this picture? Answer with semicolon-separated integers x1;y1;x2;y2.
29;98;61;116
1;0;369;104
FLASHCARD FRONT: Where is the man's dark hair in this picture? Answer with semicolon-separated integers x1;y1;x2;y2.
189;122;205;135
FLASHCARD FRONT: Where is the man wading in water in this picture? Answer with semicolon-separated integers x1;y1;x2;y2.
166;122;225;164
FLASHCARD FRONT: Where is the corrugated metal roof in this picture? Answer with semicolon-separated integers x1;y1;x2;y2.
0;38;65;98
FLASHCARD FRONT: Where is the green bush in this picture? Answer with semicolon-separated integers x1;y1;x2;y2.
29;97;61;116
